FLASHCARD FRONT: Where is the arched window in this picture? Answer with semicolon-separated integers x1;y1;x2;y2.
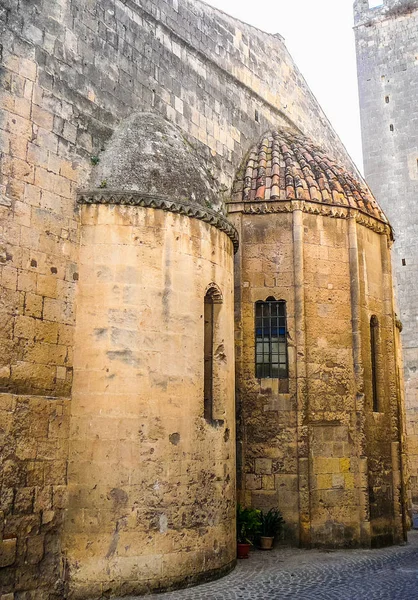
370;315;379;412
255;298;288;379
204;284;222;422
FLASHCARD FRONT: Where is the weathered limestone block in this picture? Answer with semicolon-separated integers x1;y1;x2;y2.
0;539;17;568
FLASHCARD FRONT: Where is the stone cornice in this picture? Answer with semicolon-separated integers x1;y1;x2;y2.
227;200;392;237
77;190;239;253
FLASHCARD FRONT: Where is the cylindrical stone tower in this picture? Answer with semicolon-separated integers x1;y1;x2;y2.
229;129;408;548
63;113;238;597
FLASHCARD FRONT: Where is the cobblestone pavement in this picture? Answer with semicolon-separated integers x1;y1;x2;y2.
140;531;418;600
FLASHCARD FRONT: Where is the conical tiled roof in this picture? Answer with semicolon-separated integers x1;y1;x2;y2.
231;130;387;222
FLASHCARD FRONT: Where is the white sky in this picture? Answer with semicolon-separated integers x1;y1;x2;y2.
204;0;364;173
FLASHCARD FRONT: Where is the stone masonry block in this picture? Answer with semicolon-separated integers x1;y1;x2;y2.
251;491;280;512
255;458;272;475
14;488;34;514
23;293;43;318
0;538;17;567
26;535;45;564
340;458;350;472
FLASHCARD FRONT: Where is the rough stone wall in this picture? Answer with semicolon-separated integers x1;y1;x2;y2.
230;211;299;541
230;208;362;547
65;206;236;598
0;0;365;592
354;0;418;506
0;0;406;594
309;423;359;546
357;225;404;545
0;0;365;394
302;214;360;547
230;200;405;548
0;393;70;597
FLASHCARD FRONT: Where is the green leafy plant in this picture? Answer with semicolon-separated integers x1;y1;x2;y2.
237;504;261;544
99;179;107;188
90;156;100;165
260;508;285;538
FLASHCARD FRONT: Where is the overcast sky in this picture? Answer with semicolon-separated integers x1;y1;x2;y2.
204;0;364;173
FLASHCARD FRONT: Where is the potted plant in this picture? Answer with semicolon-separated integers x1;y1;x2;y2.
236;504;261;559
259;508;285;550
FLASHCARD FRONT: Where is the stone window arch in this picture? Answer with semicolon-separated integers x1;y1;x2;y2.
204;284;223;423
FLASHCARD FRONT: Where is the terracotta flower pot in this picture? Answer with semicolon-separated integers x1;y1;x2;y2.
260;536;274;550
237;542;251;559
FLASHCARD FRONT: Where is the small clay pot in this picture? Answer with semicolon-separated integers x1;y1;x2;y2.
260;536;274;550
237;542;251;559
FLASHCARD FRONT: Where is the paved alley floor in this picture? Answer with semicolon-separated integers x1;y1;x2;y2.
140;531;418;599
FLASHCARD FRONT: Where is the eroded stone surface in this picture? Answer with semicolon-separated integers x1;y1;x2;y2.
63;206;236;598
88;112;223;212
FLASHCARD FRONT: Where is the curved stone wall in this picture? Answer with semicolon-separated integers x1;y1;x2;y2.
64;205;236;597
230;199;405;547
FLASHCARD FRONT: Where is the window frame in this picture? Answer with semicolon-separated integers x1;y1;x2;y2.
255;297;288;380
370;314;380;412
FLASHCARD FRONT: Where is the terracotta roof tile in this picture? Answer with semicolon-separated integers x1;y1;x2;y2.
231;129;387;222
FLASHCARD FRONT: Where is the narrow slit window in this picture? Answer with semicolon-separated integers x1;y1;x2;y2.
255;298;288;379
370;315;379;412
204;285;222;423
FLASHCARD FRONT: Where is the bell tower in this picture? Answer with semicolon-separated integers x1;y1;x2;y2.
354;0;418;510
